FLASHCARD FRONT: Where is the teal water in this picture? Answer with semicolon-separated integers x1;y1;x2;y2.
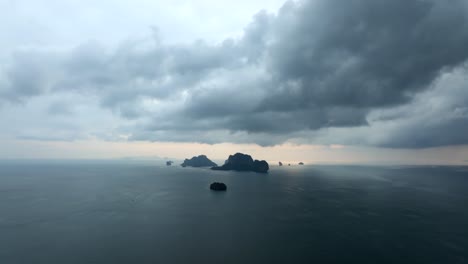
0;162;467;263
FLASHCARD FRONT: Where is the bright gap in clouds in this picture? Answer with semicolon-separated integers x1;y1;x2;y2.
0;0;286;50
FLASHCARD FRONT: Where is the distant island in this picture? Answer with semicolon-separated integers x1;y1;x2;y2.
211;153;269;173
181;155;217;167
166;161;173;166
299;162;304;165
279;161;283;166
210;182;227;191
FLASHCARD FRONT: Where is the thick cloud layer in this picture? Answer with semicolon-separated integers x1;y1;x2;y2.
1;0;468;148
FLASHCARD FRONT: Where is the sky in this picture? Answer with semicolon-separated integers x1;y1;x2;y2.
1;0;468;164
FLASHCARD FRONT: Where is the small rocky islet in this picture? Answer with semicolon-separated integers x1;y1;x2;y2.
210;182;227;191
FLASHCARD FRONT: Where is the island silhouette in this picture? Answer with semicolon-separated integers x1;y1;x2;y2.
181;155;217;167
211;153;269;173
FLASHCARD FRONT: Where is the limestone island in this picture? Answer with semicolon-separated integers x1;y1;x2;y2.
166;161;173;166
181;155;217;167
211;153;269;173
299;162;304;165
210;182;227;191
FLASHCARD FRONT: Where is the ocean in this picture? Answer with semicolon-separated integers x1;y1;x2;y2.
0;161;467;263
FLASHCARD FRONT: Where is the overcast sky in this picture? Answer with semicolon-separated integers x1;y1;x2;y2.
1;0;468;164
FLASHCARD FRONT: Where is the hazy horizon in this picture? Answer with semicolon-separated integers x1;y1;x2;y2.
1;141;468;166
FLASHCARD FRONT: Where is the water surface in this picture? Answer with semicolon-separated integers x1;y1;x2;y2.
0;162;467;263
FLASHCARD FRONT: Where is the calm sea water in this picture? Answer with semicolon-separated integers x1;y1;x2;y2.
0;161;467;263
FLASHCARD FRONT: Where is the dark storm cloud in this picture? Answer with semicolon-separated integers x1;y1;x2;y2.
1;0;468;148
54;39;243;108
306;65;468;149
157;0;468;141
387;119;468;148
373;66;468;148
259;0;468;121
